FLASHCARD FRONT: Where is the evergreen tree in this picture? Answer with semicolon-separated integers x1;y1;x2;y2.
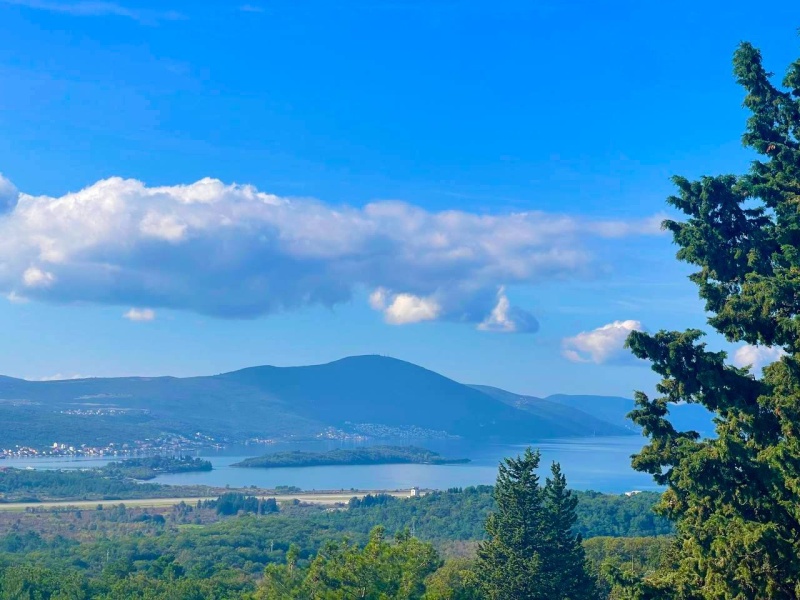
624;36;800;599
542;463;597;599
475;448;597;600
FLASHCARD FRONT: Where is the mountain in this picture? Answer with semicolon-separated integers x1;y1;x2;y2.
544;394;716;437
543;394;641;432
0;356;632;449
471;387;716;437
469;385;633;437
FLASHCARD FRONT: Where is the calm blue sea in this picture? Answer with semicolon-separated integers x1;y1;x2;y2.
2;435;659;494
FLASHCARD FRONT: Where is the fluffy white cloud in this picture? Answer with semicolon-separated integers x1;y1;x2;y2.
124;307;156;322
562;320;643;364
369;288;440;324
0;174;662;324
384;293;441;325
477;287;538;333
732;344;785;371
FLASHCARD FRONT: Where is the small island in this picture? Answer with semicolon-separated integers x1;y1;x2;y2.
101;456;213;480
232;445;470;469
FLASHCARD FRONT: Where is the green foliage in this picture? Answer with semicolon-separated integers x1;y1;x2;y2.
422;558;481;600
0;469;163;502
203;493;279;516
0;468;214;502
321;487;671;543
0;563;250;599
233;446;469;469
475;449;598;600
0;564;89;599
256;526;441;599
583;537;673;599
623;37;800;599
101;456;212;481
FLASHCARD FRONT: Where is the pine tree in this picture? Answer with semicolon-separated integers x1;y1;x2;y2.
623;36;800;599
475;448;598;600
542;463;597;599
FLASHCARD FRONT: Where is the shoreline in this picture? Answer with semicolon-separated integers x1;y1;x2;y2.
0;489;417;511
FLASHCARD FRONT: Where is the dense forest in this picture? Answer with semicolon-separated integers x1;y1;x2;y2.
233;445;469;468
0;467;218;503
0;460;671;599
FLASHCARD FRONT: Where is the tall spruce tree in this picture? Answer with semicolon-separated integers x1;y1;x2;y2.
475;448;598;600
623;38;800;599
542;463;597;599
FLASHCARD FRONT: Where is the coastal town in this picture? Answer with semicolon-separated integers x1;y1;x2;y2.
0;433;219;460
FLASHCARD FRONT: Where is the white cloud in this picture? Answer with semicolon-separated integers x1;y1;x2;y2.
23;267;54;288
0;174;662;324
368;287;389;311
382;293;441;325
562;320;643;364
140;212;187;242
477;287;538;333
733;344;785;371
124;307;156;322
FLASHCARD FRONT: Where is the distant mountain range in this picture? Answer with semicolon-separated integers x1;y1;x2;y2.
0;355;714;449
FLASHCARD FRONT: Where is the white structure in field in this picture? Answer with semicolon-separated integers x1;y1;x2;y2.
410;487;420;497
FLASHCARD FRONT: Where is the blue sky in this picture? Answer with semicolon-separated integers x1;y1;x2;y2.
0;0;796;395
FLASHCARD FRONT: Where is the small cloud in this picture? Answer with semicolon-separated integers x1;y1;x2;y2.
384;293;440;325
369;289;440;325
0;0;182;23
6;291;28;303
124;307;156;322
23;267;55;288
38;373;85;381
477;287;538;333
368;287;389;311
733;344;785;371
562;319;643;364
239;3;264;12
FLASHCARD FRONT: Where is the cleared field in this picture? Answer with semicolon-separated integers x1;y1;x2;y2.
0;490;415;511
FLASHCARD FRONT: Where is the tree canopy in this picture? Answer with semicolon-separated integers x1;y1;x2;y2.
625;39;800;599
475;448;598;600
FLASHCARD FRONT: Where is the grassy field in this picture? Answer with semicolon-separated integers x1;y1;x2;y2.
0;489;416;511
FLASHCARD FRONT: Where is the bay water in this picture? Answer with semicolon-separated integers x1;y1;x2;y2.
3;435;658;494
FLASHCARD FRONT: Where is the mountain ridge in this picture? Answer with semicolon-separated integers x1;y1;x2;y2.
0;355;711;449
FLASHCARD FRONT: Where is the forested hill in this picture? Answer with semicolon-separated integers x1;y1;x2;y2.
0;355;636;448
